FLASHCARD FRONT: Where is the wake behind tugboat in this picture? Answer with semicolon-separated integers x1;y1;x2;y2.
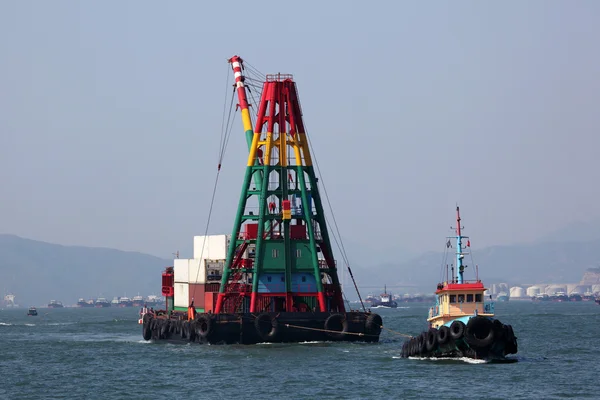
141;55;382;345
401;206;518;361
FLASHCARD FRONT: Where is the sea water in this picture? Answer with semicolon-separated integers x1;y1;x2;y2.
1;301;598;399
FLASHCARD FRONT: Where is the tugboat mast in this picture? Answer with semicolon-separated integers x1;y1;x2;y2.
455;206;465;284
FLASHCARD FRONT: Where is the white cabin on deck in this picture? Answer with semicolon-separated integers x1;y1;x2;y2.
427;281;495;328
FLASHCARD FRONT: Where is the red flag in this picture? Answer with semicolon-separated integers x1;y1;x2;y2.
467;240;471;247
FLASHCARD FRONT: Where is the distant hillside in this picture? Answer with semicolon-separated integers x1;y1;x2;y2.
0;234;169;307
350;240;600;296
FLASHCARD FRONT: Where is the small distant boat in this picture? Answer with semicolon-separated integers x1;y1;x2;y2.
401;206;518;361
27;307;38;316
370;286;398;308
47;300;64;308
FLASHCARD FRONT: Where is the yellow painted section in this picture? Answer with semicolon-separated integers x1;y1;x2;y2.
282;210;291;220
298;133;313;166
292;135;303;167
246;133;261;167
241;108;252;133
280;133;287;167
263;132;273;165
426;288;493;328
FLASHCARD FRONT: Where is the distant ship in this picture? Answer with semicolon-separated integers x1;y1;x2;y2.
27;307;38;316
94;297;111;308
47;300;64;308
550;291;569;302
77;298;94;308
132;295;144;307
118;296;133;307
569;293;582;302
582;291;595;301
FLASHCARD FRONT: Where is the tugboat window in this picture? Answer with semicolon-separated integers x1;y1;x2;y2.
458;294;465;303
466;294;474;302
475;294;482;302
450;295;457;303
267;276;272;282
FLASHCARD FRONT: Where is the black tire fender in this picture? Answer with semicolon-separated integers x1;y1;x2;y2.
465;316;495;349
450;320;466;340
365;313;383;336
426;329;438;352
254;312;280;341
142;318;152;341
196;314;214;339
437;325;451;346
324;313;348;340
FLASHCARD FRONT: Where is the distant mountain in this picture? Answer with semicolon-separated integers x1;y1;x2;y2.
0;234;169;307
349;240;600;297
539;218;600;243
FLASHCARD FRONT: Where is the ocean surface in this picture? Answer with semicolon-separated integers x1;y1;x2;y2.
1;301;599;399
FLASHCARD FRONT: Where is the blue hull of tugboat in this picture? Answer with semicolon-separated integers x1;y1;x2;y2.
401;316;517;361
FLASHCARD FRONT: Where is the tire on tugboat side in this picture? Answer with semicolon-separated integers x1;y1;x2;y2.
437;325;451;346
450;320;465;340
426;329;438;352
465;316;495;349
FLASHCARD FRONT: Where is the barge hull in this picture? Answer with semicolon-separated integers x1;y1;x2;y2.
143;311;382;345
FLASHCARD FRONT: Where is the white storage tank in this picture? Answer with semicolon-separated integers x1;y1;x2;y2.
510;286;526;298
526;286;541;297
173;282;189;308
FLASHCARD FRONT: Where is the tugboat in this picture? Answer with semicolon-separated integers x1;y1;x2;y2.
401;206;518;361
27;307;38;316
371;286;398;308
141;55;382;345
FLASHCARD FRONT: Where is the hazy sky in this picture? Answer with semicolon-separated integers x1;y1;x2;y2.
1;1;599;261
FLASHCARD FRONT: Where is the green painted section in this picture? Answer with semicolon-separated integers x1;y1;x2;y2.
306;166;342;288
251;162;271;295
281;166;292;292
220;166;253;294
297;165;324;295
174;306;205;313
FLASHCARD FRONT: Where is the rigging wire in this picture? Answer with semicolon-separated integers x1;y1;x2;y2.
191;64;237;295
301;116;367;312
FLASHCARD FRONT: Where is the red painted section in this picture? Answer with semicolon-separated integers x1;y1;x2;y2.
282;200;291;211
228;55;250;111
214;293;225;314
437;282;484;293
317;292;327;312
189;284;205;308
204;292;216;313
244;223;258;239
161;268;174;297
250;291;257;313
290;224;306;239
